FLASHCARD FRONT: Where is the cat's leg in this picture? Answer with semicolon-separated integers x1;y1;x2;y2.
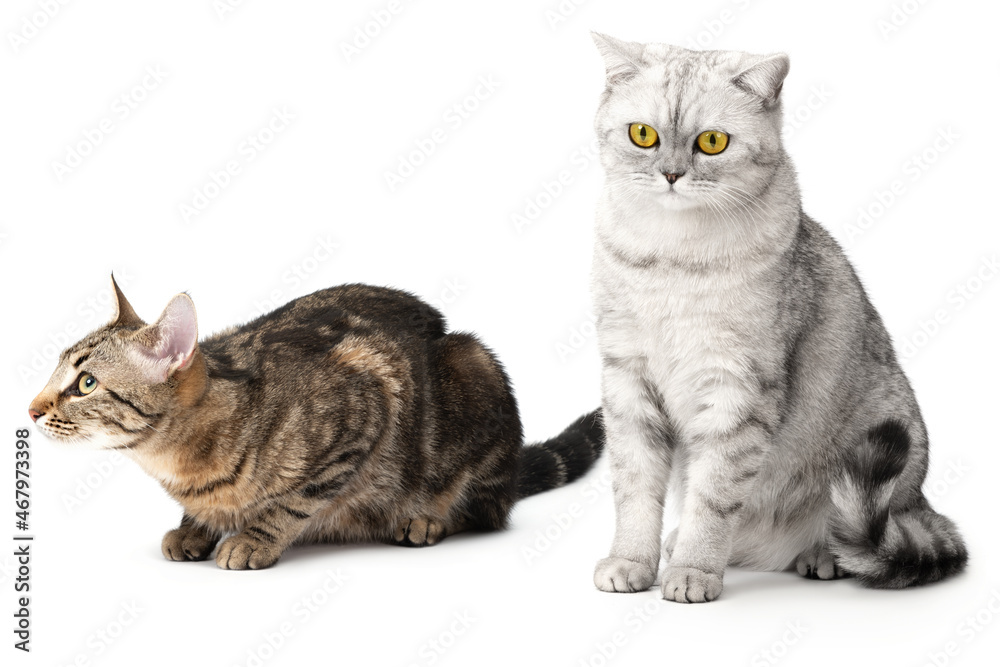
795;542;844;580
661;419;771;603
391;331;520;548
162;513;219;561
216;499;323;570
394;468;515;547
594;362;673;593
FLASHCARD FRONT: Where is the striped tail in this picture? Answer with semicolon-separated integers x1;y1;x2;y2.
828;419;968;589
516;410;604;499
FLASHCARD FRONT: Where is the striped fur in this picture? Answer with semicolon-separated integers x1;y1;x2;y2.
829;421;968;589
588;35;967;602
29;278;603;569
517;411;604;498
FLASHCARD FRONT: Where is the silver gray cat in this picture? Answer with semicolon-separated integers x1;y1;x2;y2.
589;33;967;602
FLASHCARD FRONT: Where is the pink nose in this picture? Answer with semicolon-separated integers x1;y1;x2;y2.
28;409;41;423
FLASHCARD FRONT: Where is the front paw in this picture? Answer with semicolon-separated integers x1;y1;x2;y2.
594;557;656;593
660;566;723;603
215;532;283;570
162;527;218;562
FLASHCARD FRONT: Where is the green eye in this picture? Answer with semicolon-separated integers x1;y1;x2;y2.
697;130;729;155
78;373;98;395
629;123;659;148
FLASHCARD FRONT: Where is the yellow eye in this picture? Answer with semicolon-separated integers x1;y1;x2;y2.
78;373;98;395
697;130;729;155
629;123;659;148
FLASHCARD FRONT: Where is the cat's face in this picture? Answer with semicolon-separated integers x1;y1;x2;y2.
593;34;789;215
28;278;199;449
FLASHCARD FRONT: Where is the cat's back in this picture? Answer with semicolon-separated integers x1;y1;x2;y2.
213;284;445;344
198;283;447;382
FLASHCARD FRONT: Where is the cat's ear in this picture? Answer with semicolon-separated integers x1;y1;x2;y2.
130;294;199;383
109;273;145;328
732;53;790;106
592;32;643;85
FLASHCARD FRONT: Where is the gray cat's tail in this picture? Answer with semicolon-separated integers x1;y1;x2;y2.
516;410;604;499
828;420;968;589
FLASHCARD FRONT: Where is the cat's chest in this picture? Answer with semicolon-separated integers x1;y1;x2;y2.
601;262;769;343
131;447;254;528
597;263;779;432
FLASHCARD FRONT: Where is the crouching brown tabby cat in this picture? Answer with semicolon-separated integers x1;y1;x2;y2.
29;278;603;570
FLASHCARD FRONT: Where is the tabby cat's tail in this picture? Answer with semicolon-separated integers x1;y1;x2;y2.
516;410;604;499
828;420;968;589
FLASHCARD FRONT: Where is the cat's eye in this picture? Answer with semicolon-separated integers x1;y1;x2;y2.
629;123;659;148
696;130;729;155
77;373;98;395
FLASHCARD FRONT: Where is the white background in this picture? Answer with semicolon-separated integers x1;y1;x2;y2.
2;0;999;665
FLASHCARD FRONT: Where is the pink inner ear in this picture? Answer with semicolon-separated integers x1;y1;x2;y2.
130;295;198;383
155;300;198;370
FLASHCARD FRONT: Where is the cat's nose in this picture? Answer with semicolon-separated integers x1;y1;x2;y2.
663;171;685;185
28;409;42;422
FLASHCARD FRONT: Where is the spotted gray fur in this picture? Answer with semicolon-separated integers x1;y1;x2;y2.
589;34;967;602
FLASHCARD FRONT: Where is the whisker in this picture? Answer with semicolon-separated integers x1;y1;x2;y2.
140;421;162;435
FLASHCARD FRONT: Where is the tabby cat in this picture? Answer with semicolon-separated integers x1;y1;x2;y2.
29;278;603;569
589;34;967;602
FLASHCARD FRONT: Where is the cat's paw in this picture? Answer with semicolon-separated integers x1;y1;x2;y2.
795;545;844;580
215;533;282;570
161;527;218;562
394;517;445;547
594;557;656;593
660;566;723;603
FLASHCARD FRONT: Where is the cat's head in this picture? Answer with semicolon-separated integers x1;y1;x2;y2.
28;277;202;449
592;33;790;216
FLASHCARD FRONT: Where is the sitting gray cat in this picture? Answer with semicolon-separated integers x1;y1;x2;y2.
589;33;967;602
